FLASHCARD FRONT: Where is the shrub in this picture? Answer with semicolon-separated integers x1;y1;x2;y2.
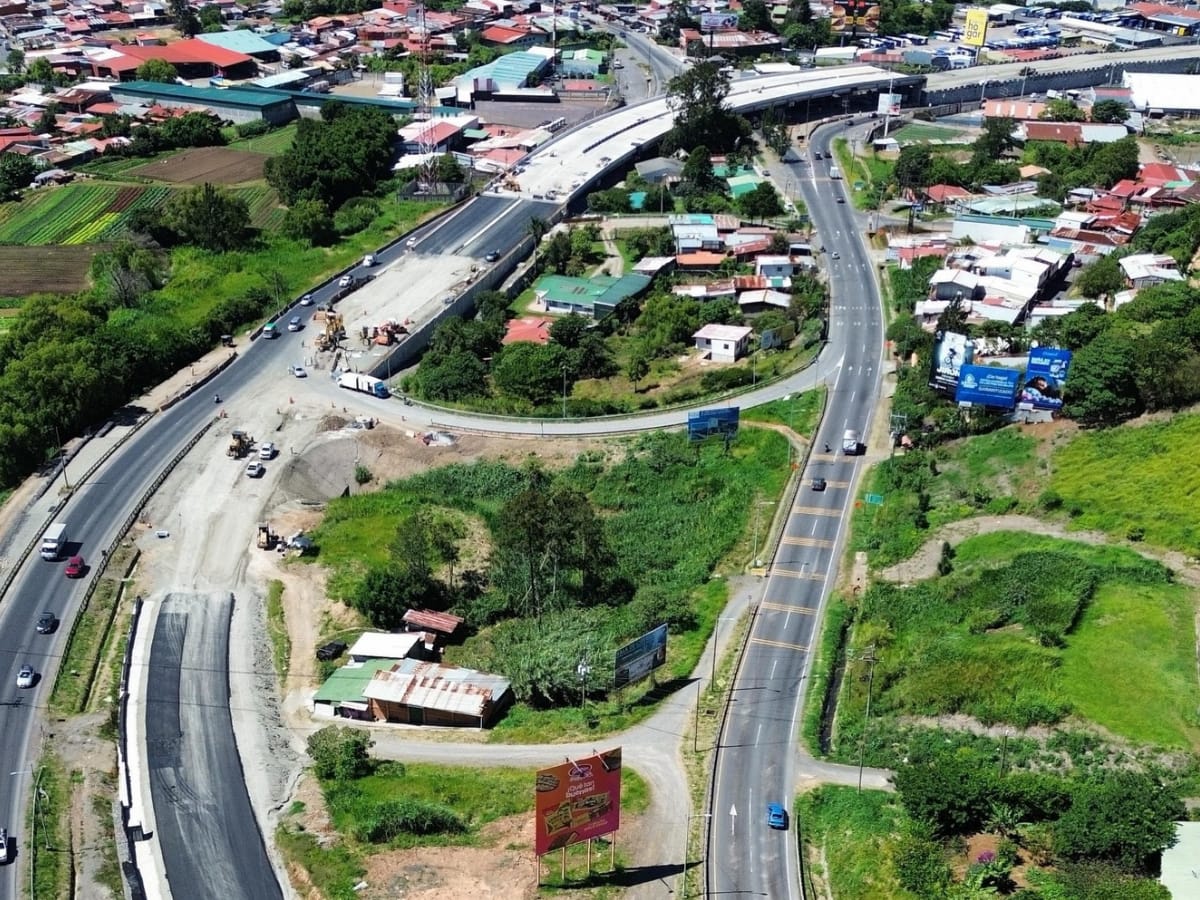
306;727;374;781
700;367;755;393
352;798;466;842
235;120;270;138
354;464;373;485
334;197;381;236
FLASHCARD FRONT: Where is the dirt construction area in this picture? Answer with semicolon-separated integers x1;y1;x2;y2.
126;146;269;184
130;382;619;899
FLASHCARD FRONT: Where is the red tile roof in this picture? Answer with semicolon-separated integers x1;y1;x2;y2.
401;608;464;635
924;184;971;203
1139;162;1184;185
1022;122;1084;145
1107;179;1138;198
676;251;727;267
501;317;551;345
480;24;532;43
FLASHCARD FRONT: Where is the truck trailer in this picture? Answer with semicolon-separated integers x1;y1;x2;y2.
40;522;68;560
338;372;390;399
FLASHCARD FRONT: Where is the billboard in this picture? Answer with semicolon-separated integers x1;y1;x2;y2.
963;8;989;47
830;0;879;32
928;331;974;395
613;623;668;689
700;12;738;30
688;407;740;441
1021;347;1072;410
535;748;623;855
876;92;901;116
955;365;1020;409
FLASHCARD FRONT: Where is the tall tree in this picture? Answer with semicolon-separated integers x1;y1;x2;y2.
1090;99;1128;124
0;154;36;199
167;0;201;36
737;181;783;222
664;62;749;153
160;183;250;252
136;58;178;83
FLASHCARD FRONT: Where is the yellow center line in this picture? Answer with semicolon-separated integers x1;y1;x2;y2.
750;636;810;652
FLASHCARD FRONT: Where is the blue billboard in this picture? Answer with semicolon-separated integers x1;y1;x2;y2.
688;407;740;441
955;364;1020;408
613;623;668;689
1021;347;1072;410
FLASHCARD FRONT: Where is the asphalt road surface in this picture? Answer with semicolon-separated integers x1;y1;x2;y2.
145;593;282;900
707;118;884;899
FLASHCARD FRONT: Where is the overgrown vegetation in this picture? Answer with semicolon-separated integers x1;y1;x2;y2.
29;755;71;900
312;429;790;724
266;579;290;683
282;726;648;896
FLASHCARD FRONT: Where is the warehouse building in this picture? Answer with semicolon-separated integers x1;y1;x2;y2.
109;80;296;125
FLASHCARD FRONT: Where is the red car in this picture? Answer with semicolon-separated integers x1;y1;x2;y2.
64;555;85;578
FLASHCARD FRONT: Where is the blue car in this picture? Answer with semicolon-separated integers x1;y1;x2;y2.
767;802;787;829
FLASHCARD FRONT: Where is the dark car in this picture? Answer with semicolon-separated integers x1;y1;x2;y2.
836;196;846;204
811;478;827;492
484;249;501;262
36;612;56;635
767;802;787;829
316;640;347;662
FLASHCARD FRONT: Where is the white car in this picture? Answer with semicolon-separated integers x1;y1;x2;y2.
406;237;418;249
259;442;276;460
299;294;314;306
246;461;265;478
16;665;34;689
290;364;307;378
338;275;353;288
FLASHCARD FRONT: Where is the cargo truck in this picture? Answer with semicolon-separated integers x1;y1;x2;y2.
338;372;390;399
842;429;860;455
829;164;841;179
40;522;68;560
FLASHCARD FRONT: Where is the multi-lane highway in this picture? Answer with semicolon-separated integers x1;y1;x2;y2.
707;120;884;898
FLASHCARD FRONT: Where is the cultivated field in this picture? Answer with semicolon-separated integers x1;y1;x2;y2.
0;184;171;245
125;146;269;184
0;245;101;295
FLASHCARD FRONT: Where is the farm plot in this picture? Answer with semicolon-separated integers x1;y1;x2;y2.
0;245;102;295
0;185;171;245
125;146;269;184
232;185;286;230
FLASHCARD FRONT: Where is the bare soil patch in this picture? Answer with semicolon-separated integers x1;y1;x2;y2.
126;146;268;185
0;244;101;295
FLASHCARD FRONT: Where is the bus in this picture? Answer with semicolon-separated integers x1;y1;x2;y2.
904;33;928;45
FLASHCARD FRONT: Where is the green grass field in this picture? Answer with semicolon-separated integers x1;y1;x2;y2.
226;122;298;155
839;532;1198;756
1050;413;1200;552
797;787;916;900
853;428;1042;567
741;388;823;437
891;123;970;144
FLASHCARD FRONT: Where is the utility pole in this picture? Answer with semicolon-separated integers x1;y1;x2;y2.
857;645;878;792
561;363;569;419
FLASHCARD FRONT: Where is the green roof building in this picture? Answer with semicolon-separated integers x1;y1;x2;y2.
534;273;652;319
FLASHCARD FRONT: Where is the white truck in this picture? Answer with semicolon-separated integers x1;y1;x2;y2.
842;430;860;455
829;164;842;180
338;372;390;399
40;522;68;560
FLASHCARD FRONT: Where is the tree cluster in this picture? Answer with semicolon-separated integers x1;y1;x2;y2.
265;103;398;211
663;62;751;155
1033;281;1200;425
134;182;251;252
894;750;1183;893
107;111;227;159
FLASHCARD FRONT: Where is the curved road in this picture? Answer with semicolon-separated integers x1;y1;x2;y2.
706;120;884;898
0;42;1187;900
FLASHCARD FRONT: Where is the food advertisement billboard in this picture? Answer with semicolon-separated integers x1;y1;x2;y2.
1021;347;1072;409
954;365;1019;408
613;623;668;689
876;93;901;116
928;331;974;395
830;0;880;32
535;748;623;855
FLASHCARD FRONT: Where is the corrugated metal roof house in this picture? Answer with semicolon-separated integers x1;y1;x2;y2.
364;660;513;728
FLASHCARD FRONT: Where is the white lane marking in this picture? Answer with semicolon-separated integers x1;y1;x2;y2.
459;199;522;252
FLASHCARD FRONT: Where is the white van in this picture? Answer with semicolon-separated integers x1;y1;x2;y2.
362;254;376;267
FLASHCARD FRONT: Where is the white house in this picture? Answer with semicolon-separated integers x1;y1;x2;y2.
694;323;753;363
347;631;422;664
1118;253;1183;290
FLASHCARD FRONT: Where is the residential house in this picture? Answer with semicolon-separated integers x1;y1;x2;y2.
693;323;753;363
534;273;651;318
363;659;514;728
738;288;792;313
479;23;544;48
1119;253;1183;289
347;631;421;664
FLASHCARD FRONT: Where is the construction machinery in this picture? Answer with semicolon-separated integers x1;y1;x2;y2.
362;319;408;347
256;523;278;550
228;430;253;458
315;311;345;352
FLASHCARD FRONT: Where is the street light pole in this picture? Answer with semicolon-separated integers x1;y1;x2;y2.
561;363;568;419
857;645;878;792
680;812;713;899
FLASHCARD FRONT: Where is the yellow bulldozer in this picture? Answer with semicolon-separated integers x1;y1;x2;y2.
315;312;345;352
227;430;253;458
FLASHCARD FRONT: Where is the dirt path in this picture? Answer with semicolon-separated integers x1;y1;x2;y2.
877;514;1200;587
